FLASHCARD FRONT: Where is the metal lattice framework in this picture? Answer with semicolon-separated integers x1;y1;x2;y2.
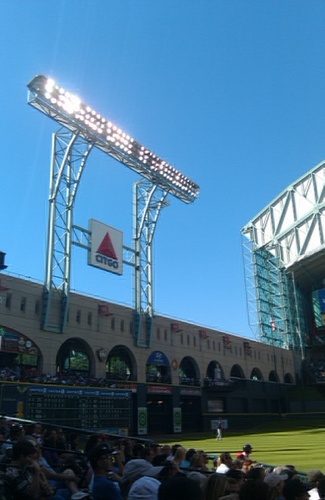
133;180;169;346
242;161;325;353
42;130;94;331
27;75;199;343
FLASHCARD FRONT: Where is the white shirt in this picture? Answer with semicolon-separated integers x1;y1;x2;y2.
216;464;229;473
308;487;320;500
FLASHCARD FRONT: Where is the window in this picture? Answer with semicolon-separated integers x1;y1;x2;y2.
193;336;196;347
76;310;81;323
5;294;12;310
111;317;115;330
164;329;168;341
87;312;92;326
157;328;160;340
121;319;124;332
34;300;40;315
20;297;26;313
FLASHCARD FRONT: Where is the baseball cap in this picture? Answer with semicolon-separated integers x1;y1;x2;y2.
264;472;288;488
88;444;113;463
122;459;163;484
128;476;160;500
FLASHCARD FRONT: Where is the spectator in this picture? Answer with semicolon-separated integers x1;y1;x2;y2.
121;458;164;498
152;453;169;466
161;445;172;457
264;472;288;500
247;465;266;481
0;417;9;442
1;423;25;459
159;475;202;500
187;471;208;493
273;466;299;481
216;453;233;473
132;443;145;459
203;472;229;500
239;479;276;500
317;477;325;500
219;468;246;500
5;439;65;500
283;479;310;500
172;446;187;468
25;435;80;498
128;475;161;500
189;452;210;473
307;470;325;500
181;448;197;469
88;443;123;500
84;434;103;457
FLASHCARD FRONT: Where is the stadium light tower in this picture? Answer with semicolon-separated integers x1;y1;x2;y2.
27;75;199;344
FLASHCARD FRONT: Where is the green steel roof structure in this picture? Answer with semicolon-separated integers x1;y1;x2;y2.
242;161;325;356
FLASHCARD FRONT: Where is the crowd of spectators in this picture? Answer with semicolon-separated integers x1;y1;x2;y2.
305;358;325;382
0;419;322;499
0;367;128;388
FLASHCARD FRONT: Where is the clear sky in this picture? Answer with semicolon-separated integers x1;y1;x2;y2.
1;1;325;340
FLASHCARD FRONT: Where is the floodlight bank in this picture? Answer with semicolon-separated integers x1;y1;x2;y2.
27;75;199;204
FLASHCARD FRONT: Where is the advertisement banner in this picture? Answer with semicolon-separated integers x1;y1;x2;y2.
173;407;182;433
138;407;147;435
88;219;123;275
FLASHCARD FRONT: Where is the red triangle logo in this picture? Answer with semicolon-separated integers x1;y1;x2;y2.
97;232;118;260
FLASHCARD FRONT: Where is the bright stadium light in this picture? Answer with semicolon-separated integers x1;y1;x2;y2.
27;75;200;204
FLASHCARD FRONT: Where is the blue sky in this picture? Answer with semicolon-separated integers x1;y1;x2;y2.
1;1;325;340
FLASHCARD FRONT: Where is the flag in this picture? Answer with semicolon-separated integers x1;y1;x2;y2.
223;335;232;348
171;323;182;332
243;341;252;355
0;280;9;291
199;330;209;339
98;304;113;316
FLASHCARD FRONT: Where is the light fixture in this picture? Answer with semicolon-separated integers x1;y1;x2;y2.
27;75;200;204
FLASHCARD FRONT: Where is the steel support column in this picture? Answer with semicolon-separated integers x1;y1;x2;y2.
133;179;169;347
42;129;94;332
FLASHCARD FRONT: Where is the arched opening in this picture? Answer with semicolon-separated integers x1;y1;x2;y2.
284;372;294;384
146;351;171;384
250;367;263;381
230;364;245;379
268;370;279;383
0;326;41;380
106;345;136;381
206;360;225;380
179;356;200;386
56;338;93;379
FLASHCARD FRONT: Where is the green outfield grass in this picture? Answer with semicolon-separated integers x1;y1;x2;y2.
158;419;325;473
